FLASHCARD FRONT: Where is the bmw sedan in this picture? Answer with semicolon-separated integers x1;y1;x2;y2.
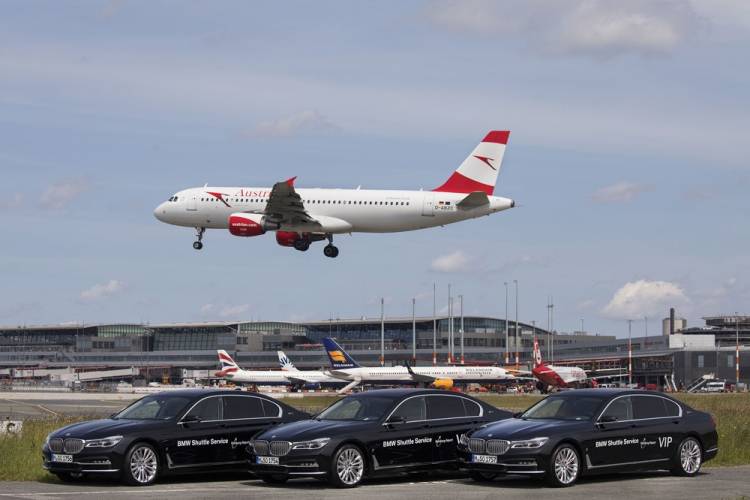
459;389;718;487
248;388;511;487
42;389;308;485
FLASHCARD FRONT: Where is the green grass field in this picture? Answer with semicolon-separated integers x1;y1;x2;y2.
1;393;747;482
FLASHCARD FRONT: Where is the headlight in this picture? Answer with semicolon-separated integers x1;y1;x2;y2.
84;435;123;448
458;433;469;447
291;438;330;450
510;437;549;449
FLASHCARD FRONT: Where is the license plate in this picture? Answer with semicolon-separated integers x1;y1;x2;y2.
51;454;73;463
472;454;498;464
256;456;279;465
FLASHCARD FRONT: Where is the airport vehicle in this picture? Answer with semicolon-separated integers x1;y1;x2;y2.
459;389;718;487
322;337;516;393
277;350;347;388
248;388;511;487
153;131;514;257
531;339;626;391
701;380;727;393
42;389;308;485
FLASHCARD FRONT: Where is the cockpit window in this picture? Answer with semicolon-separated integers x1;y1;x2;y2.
173;196;178;201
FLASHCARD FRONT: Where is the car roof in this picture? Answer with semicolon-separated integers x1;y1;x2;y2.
346;388;475;399
148;388;274;399
549;389;672;398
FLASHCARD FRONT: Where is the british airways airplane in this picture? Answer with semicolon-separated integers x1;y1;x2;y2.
153;131;514;257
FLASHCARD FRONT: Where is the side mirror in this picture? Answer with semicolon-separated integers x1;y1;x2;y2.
598;415;617;424
512;412;523;419
385;415;406;426
181;414;202;424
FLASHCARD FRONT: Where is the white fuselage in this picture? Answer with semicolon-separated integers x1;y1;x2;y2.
329;365;515;384
154;187;514;234
224;369;290;385
281;369;344;385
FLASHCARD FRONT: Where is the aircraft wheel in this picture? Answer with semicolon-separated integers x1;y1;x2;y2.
324;245;339;258
193;241;203;250
294;240;310;252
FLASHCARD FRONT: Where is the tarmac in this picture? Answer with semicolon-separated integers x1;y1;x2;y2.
0;467;748;500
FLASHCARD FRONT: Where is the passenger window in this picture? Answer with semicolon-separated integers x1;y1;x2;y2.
261;399;281;418
462;398;482;417
391;397;426;422
663;398;681;417
185;397;220;421
426;395;466;420
601;397;633;421
222;396;265;420
632;396;670;419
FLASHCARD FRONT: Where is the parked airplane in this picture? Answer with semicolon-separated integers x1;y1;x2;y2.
215;350;290;385
276;350;346;387
153;131;514;257
322;337;516;393
531;339;626;392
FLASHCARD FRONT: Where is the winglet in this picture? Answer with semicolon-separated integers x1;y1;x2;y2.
286;176;297;187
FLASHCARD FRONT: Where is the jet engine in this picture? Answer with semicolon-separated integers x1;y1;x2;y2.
431;378;454;390
275;231;326;251
228;213;280;237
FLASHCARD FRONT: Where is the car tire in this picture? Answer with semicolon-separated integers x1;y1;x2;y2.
122;442;159;486
671;437;703;477
329;444;366;488
469;471;498;482
54;472;85;482
260;474;289;484
546;444;580;487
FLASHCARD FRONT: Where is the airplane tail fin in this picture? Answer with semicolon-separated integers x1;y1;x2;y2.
434;130;509;196
532;338;543;368
322;337;360;369
217;350;240;377
277;351;297;371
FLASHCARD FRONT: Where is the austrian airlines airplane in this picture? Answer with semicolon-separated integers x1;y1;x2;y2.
153;131;514;257
322;337;516;393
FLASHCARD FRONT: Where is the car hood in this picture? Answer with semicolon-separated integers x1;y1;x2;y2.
51;418;166;439
469;418;591;440
257;419;375;441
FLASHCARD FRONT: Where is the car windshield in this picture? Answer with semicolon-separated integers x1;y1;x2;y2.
316;396;394;421
520;396;603;421
113;395;192;420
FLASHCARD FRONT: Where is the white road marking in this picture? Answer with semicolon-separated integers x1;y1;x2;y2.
0;398;59;417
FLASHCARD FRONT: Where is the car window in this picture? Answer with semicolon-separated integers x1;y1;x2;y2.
262;399;282;418
317;396;393;421
391;397;426;422
632;396;673;419
522;396;603;421
114;396;191;420
601;396;633;421
663;398;681;417
462;398;482;417
222;396;265;420
426;395;466;420
185;397;221;421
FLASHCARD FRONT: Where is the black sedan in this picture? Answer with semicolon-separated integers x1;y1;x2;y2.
42;389;308;485
459;389;718;487
248;388;511;487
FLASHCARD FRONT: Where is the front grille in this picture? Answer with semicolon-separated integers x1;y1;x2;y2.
63;438;84;454
253;440;269;456
270;441;292;457
486;440;510;455
468;438;485;454
48;438;64;453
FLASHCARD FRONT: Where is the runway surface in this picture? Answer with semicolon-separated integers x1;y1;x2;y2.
0;466;747;500
0;396;135;419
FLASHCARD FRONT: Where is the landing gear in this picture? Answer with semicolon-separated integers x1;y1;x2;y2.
193;227;205;250
293;239;310;252
323;234;339;258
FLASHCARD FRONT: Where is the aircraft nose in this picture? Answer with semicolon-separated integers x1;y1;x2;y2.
154;202;167;222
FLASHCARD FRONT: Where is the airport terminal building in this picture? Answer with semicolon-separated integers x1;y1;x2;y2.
1;315;748;389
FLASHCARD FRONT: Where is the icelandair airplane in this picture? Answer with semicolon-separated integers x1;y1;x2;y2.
153;131;514;257
276;350;346;387
322;337;516;393
531;339;626;391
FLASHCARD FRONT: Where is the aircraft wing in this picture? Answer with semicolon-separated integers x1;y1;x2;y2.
405;365;438;383
262;177;317;226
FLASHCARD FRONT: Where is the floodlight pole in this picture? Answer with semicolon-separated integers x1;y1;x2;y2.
380;298;385;367
504;282;509;365
460;294;464;365
412;297;416;364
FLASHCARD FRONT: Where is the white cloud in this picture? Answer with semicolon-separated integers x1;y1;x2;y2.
200;304;215;314
252;110;338;138
40;178;89;210
592;181;651;203
431;250;470;273
424;0;702;58
80;280;125;301
602;280;688;319
219;304;251;318
0;193;24;210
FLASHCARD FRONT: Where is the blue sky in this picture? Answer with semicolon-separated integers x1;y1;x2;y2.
0;0;748;336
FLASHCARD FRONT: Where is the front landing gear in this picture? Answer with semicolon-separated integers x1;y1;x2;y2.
193;227;205;250
323;234;339;258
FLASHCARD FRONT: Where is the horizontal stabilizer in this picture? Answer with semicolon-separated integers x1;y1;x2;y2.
456;191;490;209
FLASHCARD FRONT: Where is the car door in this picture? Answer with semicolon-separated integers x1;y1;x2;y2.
631;395;681;462
219;395;283;463
165;395;224;468
426;395;483;464
585;395;644;468
371;396;433;470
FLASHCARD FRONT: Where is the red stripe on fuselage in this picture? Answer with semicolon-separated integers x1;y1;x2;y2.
433;171;494;195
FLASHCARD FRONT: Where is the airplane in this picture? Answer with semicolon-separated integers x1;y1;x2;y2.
530;339;627;392
276;350;346;387
321;337;516;393
153;131;515;257
215;350;290;385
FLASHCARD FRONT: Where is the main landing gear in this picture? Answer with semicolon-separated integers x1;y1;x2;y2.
323;234;339;258
193;227;205;250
